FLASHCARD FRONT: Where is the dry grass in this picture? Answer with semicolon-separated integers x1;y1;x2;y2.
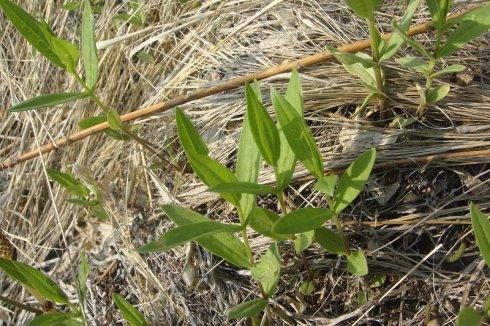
0;0;489;325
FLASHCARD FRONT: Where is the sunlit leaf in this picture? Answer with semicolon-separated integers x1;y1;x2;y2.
346;250;368;276
470;203;490;267
272;208;332;234
314;175;338;197
392;21;430;58
395;56;429;75
251;243;281;297
51;37;79;74
60;2;82;11
81;0;98;89
113;293;147;326
427;0;451;31
426;84;450;103
345;0;381;19
333;148;376;213
7;92;88;113
294;230;315;253
430;64;466;78
107;109;122;130
28;313;84;326
248;208;290;241
175;107;209;156
228;299;267;319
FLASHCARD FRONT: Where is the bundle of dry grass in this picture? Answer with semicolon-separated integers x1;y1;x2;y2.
0;0;489;325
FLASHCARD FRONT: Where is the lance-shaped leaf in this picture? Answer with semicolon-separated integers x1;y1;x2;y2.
346;250;369;276
245;83;281;167
251;243;281;297
426;84;450;103
395;56;429;75
46;168;90;197
7;92;88;113
294;230;315;253
427;0;451;31
333;148;376;213
345;0;381;19
314;174;338;197
0;258;69;304
81;0;98;89
187;152;241;207
77;253;89;304
380;0;421;61
51;37;80;74
275;69;304;190
78;116;130;141
392;21;430;58
470;203;490;267
228;299;267;319
28;313;85;326
457;307;482;326
249;208;290;241
272;89;324;179
175;107;209;156
113;293;147;326
210;182;277;195
272;208;332;234
137;222;243;253
436;3;490;58
430;64;466;78
236;83;262;224
314;227;347;255
160;205;250;268
0;0;66;68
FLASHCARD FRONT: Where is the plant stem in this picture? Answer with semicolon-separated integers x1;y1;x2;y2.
277;192;287;214
366;17;386;120
0;295;43;315
416;57;436;117
331;213;350;255
240;228;254;266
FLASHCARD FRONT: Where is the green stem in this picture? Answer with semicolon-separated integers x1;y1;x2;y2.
331;213;350;255
0;295;43;315
240;228;254;266
416;57;436;117
366;17;386;120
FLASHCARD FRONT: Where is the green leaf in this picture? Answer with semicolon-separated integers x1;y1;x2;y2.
275;69;304;190
161;205;250;268
7;92;88;113
457;307;482;326
227;299;267;319
426;84;450;103
77;253;89;304
46;168;79;189
186;152;241;207
210;182;277;195
326;46;380;93
369;274;386;288
314;227;347;255
28;313;84;326
427;0;451;31
470;203;490;267
107;109;122;130
294;230;315;253
51;37;79;74
314;175;338;197
299;280;315;295
436;4;490;58
272;208;332;234
380;0;421;61
78;116;130;140
391;21;430;58
60;2;81;11
430;64;466;78
395;56;429;74
90;205;109;221
66;198;98;206
251;243;281;297
0;258;69;304
333;148;376;213
345;0;381;19
113;293;147;326
235;83;262;224
245;83;281;167
0;0;67;69
81;0;98;89
137;222;243;253
175;107;209;156
272;89;324;179
248;208;291;241
346;250;368;276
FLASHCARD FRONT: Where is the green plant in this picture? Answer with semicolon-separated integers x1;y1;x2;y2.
456;203;490;326
328;0;421;119
113;293;148;326
138;71;376;322
394;1;490;116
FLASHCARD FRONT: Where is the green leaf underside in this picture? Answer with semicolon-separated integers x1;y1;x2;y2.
176;107;209;156
314;227;347;255
113;293;147;326
251;243;281;297
46;168;79;188
275;69;304;190
160;205;250;268
431;64;466;78
470;203;490;267
395;56;428;74
81;0;98;89
8;92;88;112
137;222;243;253
51;37;79;73
235;83;262;224
437;4;490;57
380;0;421;61
426;84;450;103
0;258;69;304
210;182;277;195
107;109;122;130
346;250;369;276
333;148;376;214
249;208;290;241
294;230;315;253
391;21;430;58
272;207;332;234
27;313;84;326
272;89;323;179
186;152;241;207
345;0;381;19
78;116;130;140
228;299;267;319
457;307;482;326
314;175;338;197
245;83;281;167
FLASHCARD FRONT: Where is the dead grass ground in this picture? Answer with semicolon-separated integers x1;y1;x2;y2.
0;0;489;325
